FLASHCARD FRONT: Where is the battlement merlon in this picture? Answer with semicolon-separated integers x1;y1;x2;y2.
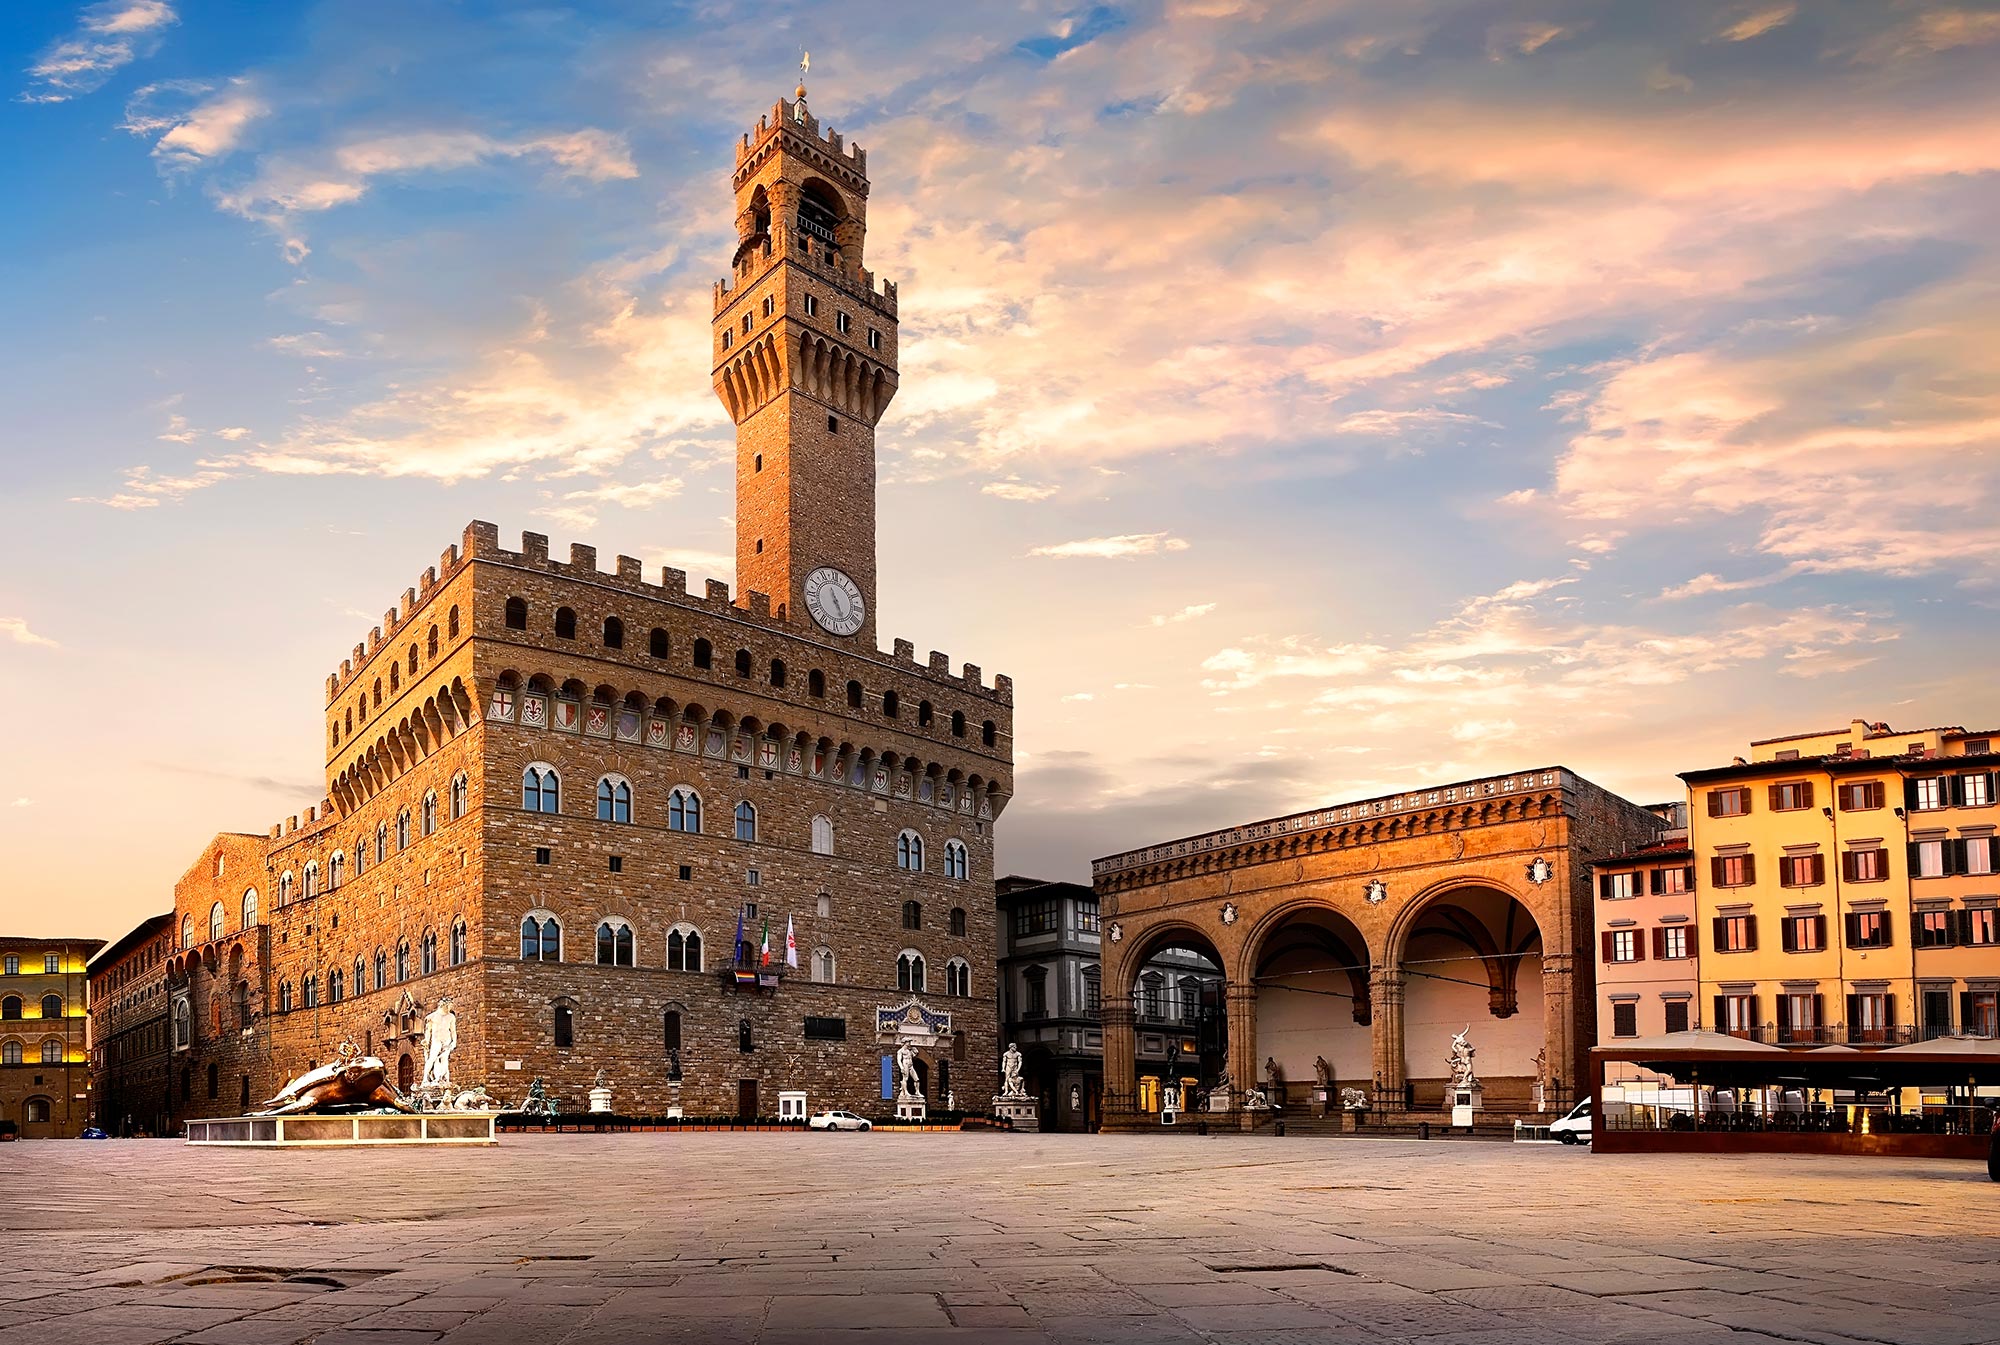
734;99;869;185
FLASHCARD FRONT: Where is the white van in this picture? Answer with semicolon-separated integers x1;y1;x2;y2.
1550;1097;1592;1145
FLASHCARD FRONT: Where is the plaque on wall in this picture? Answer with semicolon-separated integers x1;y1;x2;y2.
585;704;611;738
705;728;727;757
616;708;642;742
488;689;516;722
919;776;935;804
552;699;581;733
731;734;752;763
894;773;912;799
646;717;670;748
872;765;889;794
521;693;548;728
786;746;803;775
959;790;974;814
758;741;779;770
675;723;698;753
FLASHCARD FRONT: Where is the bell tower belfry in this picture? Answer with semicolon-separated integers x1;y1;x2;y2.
712;76;898;646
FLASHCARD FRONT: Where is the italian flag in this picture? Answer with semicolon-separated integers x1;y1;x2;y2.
760;918;772;966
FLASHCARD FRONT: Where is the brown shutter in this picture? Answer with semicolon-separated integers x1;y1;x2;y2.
1963;991;1977;1030
1949;838;1969;875
1649;867;1663;895
1711;915;1726;951
1907;841;1922;876
1813;994;1825;1036
1846;993;1861;1040
1601;931;1615;963
1799;781;1813;809
1884;994;1896;1029
1844;912;1859;947
1813;914;1827;950
1632;930;1646;961
1713;994;1728;1032
1744;914;1758;951
1841;851;1857;882
1767;784;1782;811
1710;857;1726;887
1878;911;1893;948
1776;994;1791;1031
1809;854;1825;886
1707;791;1723;817
1597;873;1610;900
1742;854;1757;884
1683;864;1696;891
1651;927;1667;959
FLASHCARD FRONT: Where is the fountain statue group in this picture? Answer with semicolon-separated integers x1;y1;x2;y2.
253;997;504;1117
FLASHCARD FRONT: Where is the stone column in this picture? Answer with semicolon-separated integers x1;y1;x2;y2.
1225;982;1258;1127
1541;951;1576;1111
1370;967;1407;1110
1098;1002;1138;1130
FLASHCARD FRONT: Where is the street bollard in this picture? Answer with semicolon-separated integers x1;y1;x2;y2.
1419;1121;1430;1140
1275;1121;1285;1137
1197;1120;1209;1136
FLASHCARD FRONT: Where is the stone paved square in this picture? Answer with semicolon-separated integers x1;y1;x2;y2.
1;1134;1995;1344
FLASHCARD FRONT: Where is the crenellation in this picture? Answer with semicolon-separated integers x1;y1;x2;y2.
661;565;687;594
401;588;416;622
706;578;731;604
929;652;949;675
616;555;643;582
569;542;597;573
961;663;982;690
522;531;550;563
893;639;914;662
993;674;1013;703
747;590;770;619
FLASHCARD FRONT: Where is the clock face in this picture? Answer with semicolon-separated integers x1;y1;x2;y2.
803;566;865;636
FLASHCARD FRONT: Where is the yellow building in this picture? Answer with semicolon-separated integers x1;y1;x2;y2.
1682;718;1999;1046
1;936;103;1139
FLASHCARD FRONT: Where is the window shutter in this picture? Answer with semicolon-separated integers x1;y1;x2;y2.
1776;994;1791;1030
1708;791;1724;817
1781;918;1796;953
1711;916;1726;951
1745;914;1758;951
1846;993;1861;1036
1651;927;1666;959
1682;865;1696;892
1632;931;1646;961
1879;911;1893;948
1597;873;1612;900
1601;931;1615;963
1800;782;1813;808
1949;773;1967;807
1870;781;1885;809
1710;857;1726;887
1813;914;1827;950
1904;777;1919;811
1907;841;1921;876
1884;994;1896;1029
1813;994;1825;1034
1649;867;1663;895
1963;991;1977;1031
1841;851;1857;883
1986;772;1998;804
1844;912;1860;947
1949;838;1968;875
1809;854;1825;886
1713;994;1727;1032
1742;854;1756;884
1767;784;1782;811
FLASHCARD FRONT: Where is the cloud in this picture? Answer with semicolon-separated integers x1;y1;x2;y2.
22;1;176;103
72;463;233;509
1150;602;1216;626
1061;692;1095;702
123;79;267;167
981;479;1058;502
1715;4;1796;42
7;798;30;808
1657;569;1795;601
1;618;58;649
1854;8;2000;63
535;476;687;532
1027;532;1191;560
1486;21;1578;59
214;426;251;441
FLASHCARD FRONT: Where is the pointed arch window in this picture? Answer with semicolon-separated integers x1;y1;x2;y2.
180;915;193;949
668;788;702;833
813;947;836;983
597;775;632;823
421;929;438;975
374;947;388;990
302;861;319;900
396;940;410;983
302;974;319;1008
450;772;468;820
734;800;758;842
666;924;704;971
596;919;635;967
278;981;294;1013
450;919;468;966
329;851;345;886
354;956;365;995
328;969;345;1004
944;839;969;881
896;831;924;872
208;901;225;943
277;872;294;905
396;809;411;849
897;951;926;993
523;765;560;813
375;823;388;863
946;958;971;997
810;815;834;855
422;791;438;835
521;915;560;962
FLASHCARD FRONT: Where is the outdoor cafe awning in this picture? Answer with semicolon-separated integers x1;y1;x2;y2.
1593;1032;2000;1090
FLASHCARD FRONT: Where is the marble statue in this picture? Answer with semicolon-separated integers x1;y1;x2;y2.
593;1067;609;1089
1265;1056;1285;1101
1340;1086;1371;1111
1239;1082;1271;1110
1533;1047;1549;1088
896;1041;921;1100
1314;1056;1332;1088
420;996;458;1091
451;1084;499;1111
1000;1042;1027;1099
257;1041;415;1115
1448;1026;1480;1091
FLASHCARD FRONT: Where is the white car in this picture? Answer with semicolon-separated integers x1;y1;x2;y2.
1550;1097;1592;1145
808;1109;872;1132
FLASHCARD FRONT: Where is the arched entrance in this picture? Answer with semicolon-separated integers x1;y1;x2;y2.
1103;926;1225;1125
1394;886;1545;1111
1250;906;1372;1111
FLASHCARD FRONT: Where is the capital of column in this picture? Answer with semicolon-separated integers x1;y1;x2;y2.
1097;1004;1135;1031
1225;982;1260;1006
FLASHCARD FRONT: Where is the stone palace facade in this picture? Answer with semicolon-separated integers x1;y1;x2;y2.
144;82;1013;1123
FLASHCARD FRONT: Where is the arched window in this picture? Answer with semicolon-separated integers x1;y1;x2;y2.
813;948;836;983
810;815;834;855
422;791;438;835
902;900;922;931
0;1041;20;1065
208;901;225;943
668;787;702;833
329;969;344;1004
846;679;863;709
946;958;970;997
427;625;439;659
407;645;418;677
374;947;388;990
214;852;226;878
649;627;670;658
808;669;826;698
174;997;190;1046
450;772;468;820
523;764;560;813
596;919;635;967
734;648;752;678
278;871;295;905
666;924;704;971
505;596;528;629
375;823;389;863
39;993;62;1019
23;1096;51;1123
302;974;319;1008
896;831;924;872
36;1036;65;1064
448;604;460;638
596;775;632;823
770;659;787;688
278;981;294;1012
897;951;926;993
950;906;967;937
395;809;411;849
389;663;400;693
817;890;832;918
329;852;345;886
944;839;969;881
396;940;410;983
242;889;259;929
372;679;382;708
693;638;713;669
553;1003;575;1048
450;919;467;966
520;916;560;962
664;1009;682;1053
554;607;577;639
983;720;997;748
883;690;899;718
0;996;19;1020
353;956;365;994
734;801;757;842
180;915;192;949
421;929;438;975
302;861;318;900
918;700;933;727
603;616;624;649
951;710;966;738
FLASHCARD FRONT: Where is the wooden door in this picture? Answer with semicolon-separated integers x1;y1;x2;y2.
737;1078;759;1119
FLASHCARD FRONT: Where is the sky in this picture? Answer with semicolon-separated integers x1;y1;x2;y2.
2;0;1997;940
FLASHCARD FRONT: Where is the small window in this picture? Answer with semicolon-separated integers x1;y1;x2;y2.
868;328;881;350
918;700;933;727
902;900;923;931
535;846;552;865
762;294;774;317
982;720;997;748
448;605;460;638
505;597;528;630
1612;1002;1638;1037
813;948;836;984
811;815;834;855
554;607;577;640
883;690;899;718
846;679;863;709
608;854;623;873
949;906;967;936
735;648;752;678
1707;787;1751;818
427;626;438;659
554;1003;574;1048
804;293;818;317
603;616;625;649
770;659;787;688
951;711;966;738
836;310;850;334
693;639;713;670
649;627;670;658
827;414;839;433
809;669;826;698
721;328;732;350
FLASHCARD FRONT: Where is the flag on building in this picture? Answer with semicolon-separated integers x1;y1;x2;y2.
733;907;746;966
785;914;798;968
760;918;772;966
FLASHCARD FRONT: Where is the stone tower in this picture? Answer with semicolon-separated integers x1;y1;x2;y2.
713;80;899;648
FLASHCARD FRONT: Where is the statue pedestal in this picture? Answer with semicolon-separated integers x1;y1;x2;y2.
1451;1086;1482;1129
993;1094;1039;1132
588;1086;613;1114
895;1097;927;1122
1207;1088;1232;1113
667;1082;683;1120
187;1113;496;1147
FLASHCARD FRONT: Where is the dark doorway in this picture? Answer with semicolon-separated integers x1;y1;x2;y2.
239;1074;250;1111
737;1078;759;1119
397;1053;415;1093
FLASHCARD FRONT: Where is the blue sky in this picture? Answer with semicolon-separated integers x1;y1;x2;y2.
3;1;1998;937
